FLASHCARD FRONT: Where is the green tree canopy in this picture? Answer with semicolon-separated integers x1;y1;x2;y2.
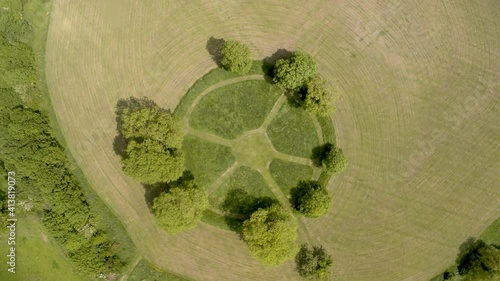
122;139;185;184
300;77;336;116
117;99;185;184
120;106;183;148
295;244;333;280
242;203;298;267
457;240;500;281
220;39;252;75
292;180;333;218
321;143;348;173
273;51;318;90
0;39;36;88
152;179;208;233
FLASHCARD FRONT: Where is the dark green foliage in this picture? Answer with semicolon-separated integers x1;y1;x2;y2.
242;204;298;267
321;143;348;173
291;181;333;218
122;139;185;184
221;39;252;75
120;106;183;148
295;244;333;280
300;77;335;117
117;98;185;184
152;179;208;233
273;51;318;90
0;38;37;88
456;239;500;280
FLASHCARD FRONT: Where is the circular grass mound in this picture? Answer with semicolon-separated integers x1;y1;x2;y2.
176;64;336;230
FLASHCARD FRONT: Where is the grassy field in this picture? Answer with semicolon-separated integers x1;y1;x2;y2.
183;135;235;187
267;103;321;158
269;158;314;196
44;1;500;280
209;165;274;212
0;213;88;281
189;80;282;139
128;259;191;281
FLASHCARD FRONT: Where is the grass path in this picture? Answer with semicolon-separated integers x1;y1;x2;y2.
119;253;144;281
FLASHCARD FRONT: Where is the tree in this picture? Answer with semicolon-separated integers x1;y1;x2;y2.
457;240;500;281
321;143;348;173
300;77;335;116
273;51;318;90
120;106;183;148
291;181;333;218
242;204;298;266
121;139;185;184
295;244;333;279
117;99;185;183
152;179;208;233
220;39;252;75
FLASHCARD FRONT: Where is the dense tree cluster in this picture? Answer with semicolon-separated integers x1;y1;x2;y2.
291;181;333;218
0;0;125;275
242;204;298;267
0;95;124;274
272;51;337;116
220;39;252;75
152;179;208;233
321;142;348;173
296;244;333;280
117;99;185;184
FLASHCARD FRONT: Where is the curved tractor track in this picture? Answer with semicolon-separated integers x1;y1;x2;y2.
46;0;499;280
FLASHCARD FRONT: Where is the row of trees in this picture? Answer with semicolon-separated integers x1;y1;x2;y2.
116;98;208;233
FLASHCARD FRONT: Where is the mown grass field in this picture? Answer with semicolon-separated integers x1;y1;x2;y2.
44;1;499;280
189;80;282;139
267;103;321;158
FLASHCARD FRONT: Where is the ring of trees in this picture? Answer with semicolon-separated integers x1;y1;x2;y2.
115;39;349;279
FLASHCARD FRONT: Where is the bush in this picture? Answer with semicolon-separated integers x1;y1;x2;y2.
220;39;252;75
300;77;336;116
242;204;298;266
291;181;333;218
152;179;208;233
273;51;318;90
295;244;333;279
321;143;348;173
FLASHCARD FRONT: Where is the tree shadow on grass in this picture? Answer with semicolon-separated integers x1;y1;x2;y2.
311;143;332;167
262;49;293;84
142;171;195;212
221;188;277;234
206;36;225;66
455;237;487;275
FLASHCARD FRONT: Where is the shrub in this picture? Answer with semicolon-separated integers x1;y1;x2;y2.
220;39;252;75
